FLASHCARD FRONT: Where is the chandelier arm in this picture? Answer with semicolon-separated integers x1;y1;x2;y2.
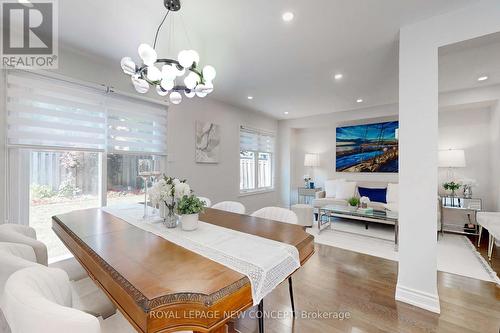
153;10;171;49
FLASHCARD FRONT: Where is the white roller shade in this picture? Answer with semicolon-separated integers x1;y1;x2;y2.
6;71;168;154
240;126;275;153
106;94;167;154
6;72;106;150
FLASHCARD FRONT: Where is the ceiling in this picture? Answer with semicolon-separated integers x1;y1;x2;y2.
56;0;477;119
439;32;500;92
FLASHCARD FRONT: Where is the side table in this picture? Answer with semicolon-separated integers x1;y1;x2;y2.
440;196;482;236
297;187;322;204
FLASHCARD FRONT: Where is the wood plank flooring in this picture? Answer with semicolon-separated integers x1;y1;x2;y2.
472;231;500;277
235;243;500;333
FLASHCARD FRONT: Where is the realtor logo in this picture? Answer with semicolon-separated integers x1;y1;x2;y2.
1;0;58;68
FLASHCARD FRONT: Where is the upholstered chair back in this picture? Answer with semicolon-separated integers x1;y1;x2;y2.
2;266;101;333
251;207;299;225
197;196;212;208
211;201;246;214
0;224;48;266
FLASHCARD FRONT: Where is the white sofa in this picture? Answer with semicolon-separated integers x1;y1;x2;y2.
312;179;398;211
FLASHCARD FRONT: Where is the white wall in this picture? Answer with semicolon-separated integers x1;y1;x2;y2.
277;103;398;206
0;72;5;223
398;0;500;314
490;102;500;211
438;107;493;209
168;98;278;213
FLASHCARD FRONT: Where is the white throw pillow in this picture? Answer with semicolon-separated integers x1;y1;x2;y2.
324;179;345;198
335;181;357;200
386;183;399;203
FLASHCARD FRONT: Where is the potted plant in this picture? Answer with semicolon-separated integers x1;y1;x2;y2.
443;181;461;197
347;197;360;208
177;195;206;231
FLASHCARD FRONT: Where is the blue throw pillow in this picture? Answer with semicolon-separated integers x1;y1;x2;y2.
358;187;387;203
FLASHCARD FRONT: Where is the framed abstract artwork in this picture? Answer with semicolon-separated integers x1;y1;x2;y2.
336;121;399;173
195;121;221;163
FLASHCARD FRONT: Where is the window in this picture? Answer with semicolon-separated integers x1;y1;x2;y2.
6;71;168;261
30;151;100;259
239;126;275;193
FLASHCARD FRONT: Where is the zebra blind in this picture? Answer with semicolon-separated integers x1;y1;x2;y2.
6;71;106;150
239;126;275;153
6;71;168;154
106;95;167;154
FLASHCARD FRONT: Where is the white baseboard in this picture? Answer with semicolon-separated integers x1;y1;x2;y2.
395;284;441;314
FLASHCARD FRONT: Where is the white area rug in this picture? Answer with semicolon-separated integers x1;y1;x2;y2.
308;219;500;284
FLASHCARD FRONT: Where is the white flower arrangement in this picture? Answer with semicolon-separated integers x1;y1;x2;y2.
359;196;371;204
149;176;191;207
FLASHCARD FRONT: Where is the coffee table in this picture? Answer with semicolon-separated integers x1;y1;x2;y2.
318;205;399;245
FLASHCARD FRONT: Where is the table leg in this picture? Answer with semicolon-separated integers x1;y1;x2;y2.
394;220;399;252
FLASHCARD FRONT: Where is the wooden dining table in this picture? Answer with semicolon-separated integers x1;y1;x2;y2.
52;207;315;333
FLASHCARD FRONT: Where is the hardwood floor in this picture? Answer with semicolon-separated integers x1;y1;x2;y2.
471;231;500;276
235;243;500;333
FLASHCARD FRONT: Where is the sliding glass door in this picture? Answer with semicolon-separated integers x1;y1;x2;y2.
29;150;100;259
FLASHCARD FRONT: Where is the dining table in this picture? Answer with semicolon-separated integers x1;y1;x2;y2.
52;207;315;333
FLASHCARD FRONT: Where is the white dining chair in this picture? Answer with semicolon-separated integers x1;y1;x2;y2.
0;224;48;266
211;201;246;214
0;224;116;319
2;266;101;333
251;206;299;225
477;212;500;260
0;242;38;297
197;196;212;208
250;206;299;333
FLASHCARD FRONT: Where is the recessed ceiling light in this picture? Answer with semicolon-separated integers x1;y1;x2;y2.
282;12;294;22
284;111;289;115
334;73;343;80
356;99;363;103
247;96;253;100
477;76;489;82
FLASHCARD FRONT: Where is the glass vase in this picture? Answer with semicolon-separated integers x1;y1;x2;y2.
164;209;178;228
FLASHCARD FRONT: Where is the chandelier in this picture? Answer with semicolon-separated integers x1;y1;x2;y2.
120;0;216;105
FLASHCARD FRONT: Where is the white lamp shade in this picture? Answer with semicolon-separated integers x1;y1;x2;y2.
304;153;320;167
439;149;466;168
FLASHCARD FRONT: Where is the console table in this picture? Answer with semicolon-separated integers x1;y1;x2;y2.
297;187;322;204
440;196;482;236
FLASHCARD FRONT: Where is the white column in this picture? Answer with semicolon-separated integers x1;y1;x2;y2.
397;26;440;313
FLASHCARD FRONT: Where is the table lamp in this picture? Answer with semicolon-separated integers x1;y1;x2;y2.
304;153;320;188
438;149;466;180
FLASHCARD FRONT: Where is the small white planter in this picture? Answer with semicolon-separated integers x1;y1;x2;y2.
180;213;199;231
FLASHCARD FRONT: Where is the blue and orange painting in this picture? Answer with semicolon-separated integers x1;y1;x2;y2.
336;121;398;173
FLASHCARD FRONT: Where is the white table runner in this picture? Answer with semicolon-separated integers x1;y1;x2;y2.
102;205;300;305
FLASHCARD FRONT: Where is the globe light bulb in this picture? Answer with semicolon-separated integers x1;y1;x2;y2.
184;76;197;90
178;50;194;68
138;44;157;66
160;79;174;91
146;65;162;82
161;64;177;81
170;91;182;104
156;85;168;96
185;90;195;98
120;57;136;75
203;65;216;81
204;81;214;94
196;91;208;98
131;75;149;94
189;50;200;65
